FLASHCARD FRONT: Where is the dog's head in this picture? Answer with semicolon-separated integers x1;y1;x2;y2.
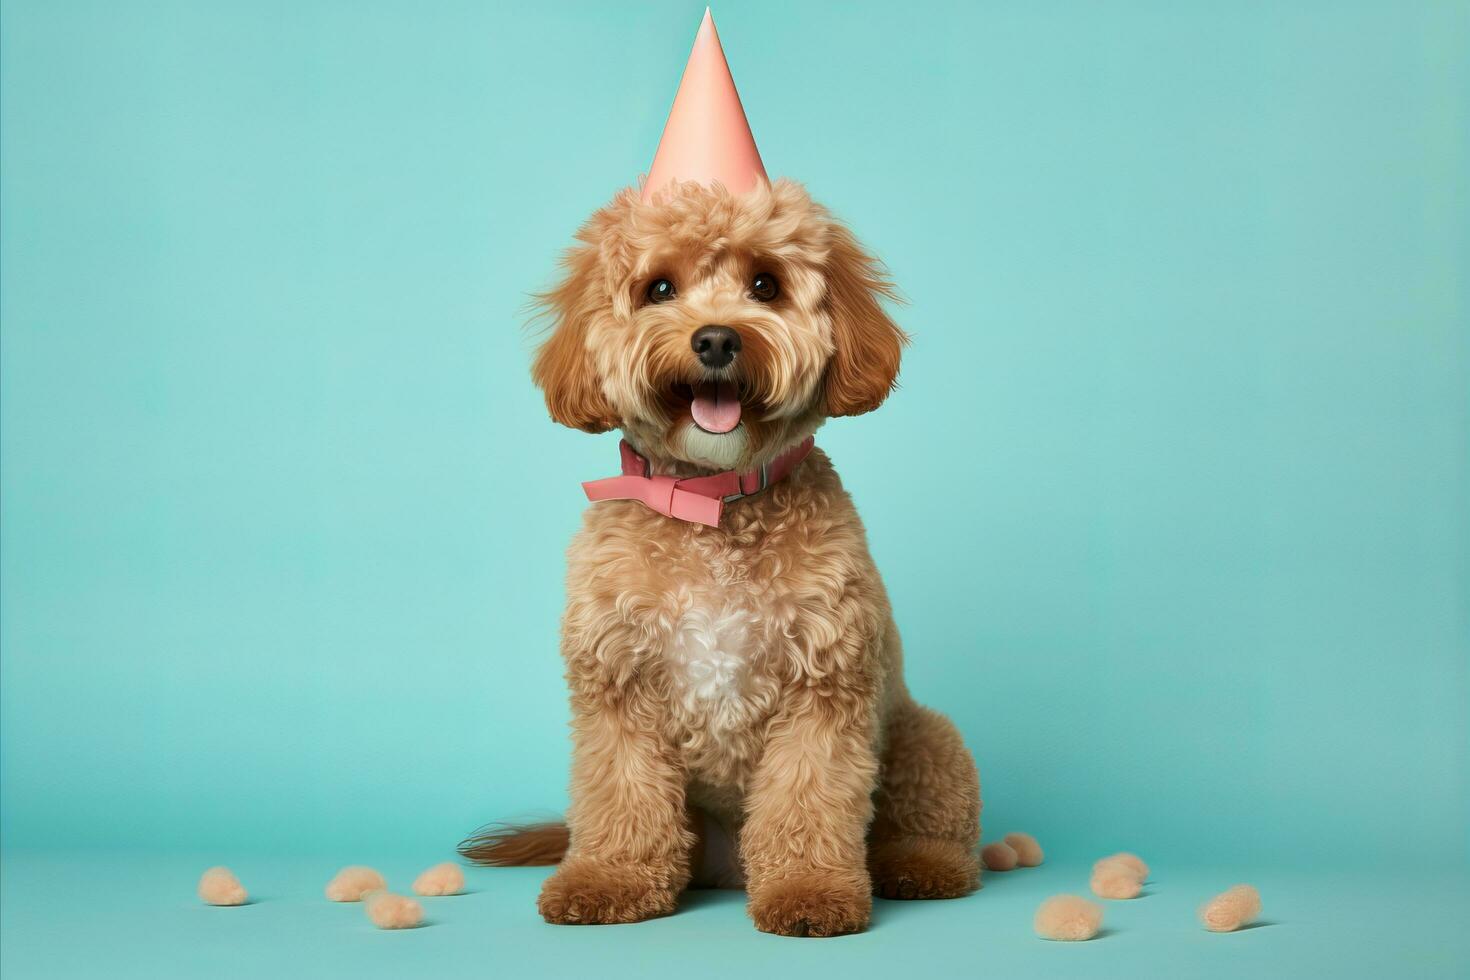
531;179;906;471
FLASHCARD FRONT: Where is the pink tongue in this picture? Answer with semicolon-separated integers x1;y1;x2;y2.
690;381;742;434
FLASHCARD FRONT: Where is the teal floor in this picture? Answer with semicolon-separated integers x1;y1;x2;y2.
2;851;1466;979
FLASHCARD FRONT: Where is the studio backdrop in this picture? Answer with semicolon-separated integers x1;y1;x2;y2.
2;0;1466;878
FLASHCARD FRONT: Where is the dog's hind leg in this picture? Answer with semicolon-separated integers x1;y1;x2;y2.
867;697;981;899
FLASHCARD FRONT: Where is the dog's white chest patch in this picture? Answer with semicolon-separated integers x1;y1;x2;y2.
670;604;752;706
665;600;779;782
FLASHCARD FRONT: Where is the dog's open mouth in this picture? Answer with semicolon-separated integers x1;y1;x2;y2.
672;380;742;434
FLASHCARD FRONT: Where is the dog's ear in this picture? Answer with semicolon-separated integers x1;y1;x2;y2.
531;231;621;434
821;221;908;417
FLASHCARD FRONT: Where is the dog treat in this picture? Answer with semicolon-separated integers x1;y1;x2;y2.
1093;851;1149;880
411;862;465;896
1090;851;1148;898
325;866;387;902
364;891;424;930
980;842;1018;872
1034;894;1103;941
1004;832;1044;867
1199;884;1261;932
1090;864;1143;899
197;866;248;906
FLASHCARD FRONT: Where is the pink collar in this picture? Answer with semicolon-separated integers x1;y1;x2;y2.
582;436;815;528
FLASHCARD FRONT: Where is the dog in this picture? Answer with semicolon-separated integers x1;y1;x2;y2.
460;178;982;937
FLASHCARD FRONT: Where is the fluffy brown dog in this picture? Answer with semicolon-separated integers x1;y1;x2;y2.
462;178;981;937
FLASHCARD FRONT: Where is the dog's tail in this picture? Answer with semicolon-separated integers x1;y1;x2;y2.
457;821;569;866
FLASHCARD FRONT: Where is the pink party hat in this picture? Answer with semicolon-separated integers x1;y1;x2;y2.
642;8;767;202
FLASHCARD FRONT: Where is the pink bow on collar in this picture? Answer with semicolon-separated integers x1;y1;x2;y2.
582;436;815;528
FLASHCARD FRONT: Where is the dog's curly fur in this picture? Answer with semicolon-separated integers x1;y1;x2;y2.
463;179;981;936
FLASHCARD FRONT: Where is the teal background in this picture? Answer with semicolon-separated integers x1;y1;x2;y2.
2;1;1467;977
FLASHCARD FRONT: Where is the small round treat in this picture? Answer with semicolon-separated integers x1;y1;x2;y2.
197;866;247;906
1090;865;1143;899
1004;832;1044;867
1093;852;1149;880
412;862;465;897
325;866;387;902
1199;884;1261;932
1034;894;1103;941
981;842;1019;872
364;891;424;930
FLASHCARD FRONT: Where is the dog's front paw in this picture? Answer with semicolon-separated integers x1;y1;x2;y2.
748;872;871;937
537;858;678;925
869;836;979;900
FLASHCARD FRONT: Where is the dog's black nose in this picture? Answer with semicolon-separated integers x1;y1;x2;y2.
691;325;741;369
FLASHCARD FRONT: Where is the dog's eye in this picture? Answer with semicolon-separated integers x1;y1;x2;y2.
646;279;677;304
750;273;779;302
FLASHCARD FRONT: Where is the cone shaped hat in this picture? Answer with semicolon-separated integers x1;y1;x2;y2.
642;9;766;202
